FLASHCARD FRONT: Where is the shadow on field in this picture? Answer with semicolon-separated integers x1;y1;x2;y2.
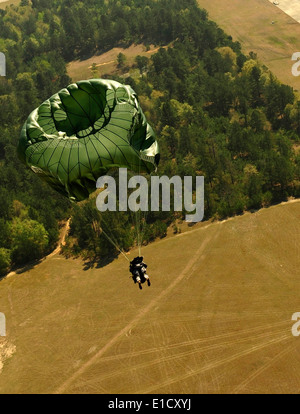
15;260;43;274
82;252;118;271
0;258;43;282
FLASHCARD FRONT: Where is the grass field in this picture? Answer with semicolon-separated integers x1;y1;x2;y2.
0;0;19;9
0;201;299;394
197;0;300;91
67;44;166;82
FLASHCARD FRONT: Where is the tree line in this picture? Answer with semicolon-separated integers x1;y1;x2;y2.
0;0;299;270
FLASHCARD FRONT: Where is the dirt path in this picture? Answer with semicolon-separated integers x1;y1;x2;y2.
4;219;70;280
88;60;115;69
46;219;70;259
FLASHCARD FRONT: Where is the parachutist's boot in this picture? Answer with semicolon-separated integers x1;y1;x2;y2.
136;275;142;289
144;274;151;287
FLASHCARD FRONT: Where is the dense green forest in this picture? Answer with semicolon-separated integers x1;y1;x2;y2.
0;0;299;272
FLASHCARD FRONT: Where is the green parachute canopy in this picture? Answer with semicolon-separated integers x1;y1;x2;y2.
18;79;160;202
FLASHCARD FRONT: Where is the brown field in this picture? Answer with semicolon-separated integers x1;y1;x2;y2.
0;200;300;394
67;44;165;82
0;0;19;9
197;0;300;91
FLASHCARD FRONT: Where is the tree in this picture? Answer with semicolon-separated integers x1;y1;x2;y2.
91;63;99;78
243;164;263;209
0;248;11;277
250;109;267;132
135;55;149;75
264;74;294;128
14;72;39;116
249;65;263;107
10;219;49;265
217;46;237;73
117;52;126;69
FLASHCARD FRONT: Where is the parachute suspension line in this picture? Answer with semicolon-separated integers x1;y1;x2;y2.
126;174;140;258
101;228;130;262
139;171;152;256
137;155;142;257
126;159;142;256
128;197;137;249
136;155;151;257
95;217;130;263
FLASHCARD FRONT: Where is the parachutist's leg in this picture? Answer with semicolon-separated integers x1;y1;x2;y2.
144;273;151;286
136;275;143;289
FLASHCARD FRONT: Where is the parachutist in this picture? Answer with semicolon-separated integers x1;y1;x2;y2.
130;256;150;289
18;78;160;267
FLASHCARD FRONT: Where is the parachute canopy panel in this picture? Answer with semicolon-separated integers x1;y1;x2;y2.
18;79;160;202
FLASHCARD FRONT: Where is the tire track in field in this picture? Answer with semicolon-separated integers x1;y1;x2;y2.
77;328;290;386
139;333;291;394
53;227;219;394
95;319;290;363
233;342;296;394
